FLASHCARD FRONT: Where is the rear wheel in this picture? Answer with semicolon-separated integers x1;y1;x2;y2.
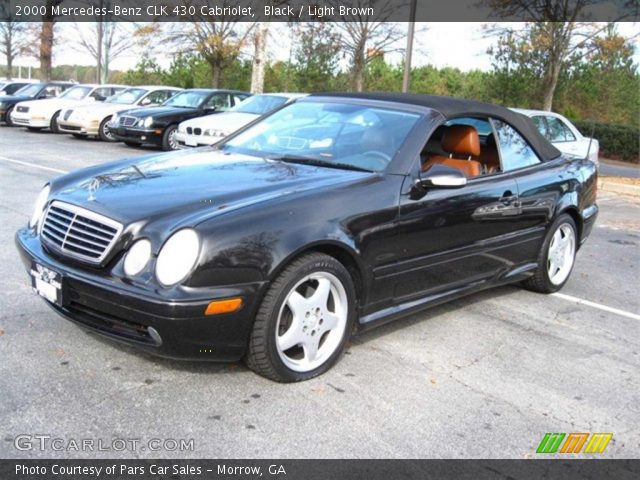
522;214;577;293
246;252;356;382
162;125;178;151
50;111;61;133
4;106;15;126
98;117;115;142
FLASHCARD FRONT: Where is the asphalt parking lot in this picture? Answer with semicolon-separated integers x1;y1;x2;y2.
0;127;638;459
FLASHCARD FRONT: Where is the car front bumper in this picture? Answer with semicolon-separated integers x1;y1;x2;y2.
58;119;99;136
10;111;51;128
175;131;222;148
108;124;163;146
15;227;266;361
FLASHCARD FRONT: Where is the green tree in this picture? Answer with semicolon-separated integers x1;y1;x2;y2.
292;23;341;93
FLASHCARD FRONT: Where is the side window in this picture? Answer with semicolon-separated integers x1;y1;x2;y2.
493;120;541;171
531;116;548;138
91;87;112;101
205;94;231;111
142;90;168;105
545;117;576;143
43;85;61;97
233;94;250;106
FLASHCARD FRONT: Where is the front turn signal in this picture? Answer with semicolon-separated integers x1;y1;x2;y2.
205;298;243;316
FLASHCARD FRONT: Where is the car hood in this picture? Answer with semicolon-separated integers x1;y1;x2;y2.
119;106;193;118
65;102;136;118
180;112;258;131
51;149;370;229
17;98;92;112
0;94;32;103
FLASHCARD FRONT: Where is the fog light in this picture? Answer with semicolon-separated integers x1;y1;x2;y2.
205;298;243;316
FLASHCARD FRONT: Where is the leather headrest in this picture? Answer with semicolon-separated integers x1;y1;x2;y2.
442;125;480;157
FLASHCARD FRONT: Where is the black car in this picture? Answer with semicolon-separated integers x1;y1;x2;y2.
108;89;251;151
16;93;598;382
0;80;31;96
0;82;74;125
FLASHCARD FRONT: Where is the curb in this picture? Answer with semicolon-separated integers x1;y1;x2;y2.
598;179;640;197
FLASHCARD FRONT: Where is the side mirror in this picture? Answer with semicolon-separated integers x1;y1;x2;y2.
416;164;467;189
204;106;217;113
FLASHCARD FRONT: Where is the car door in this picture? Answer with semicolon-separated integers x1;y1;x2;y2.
544;115;586;158
204;93;232;113
392;123;525;304
491;118;567;253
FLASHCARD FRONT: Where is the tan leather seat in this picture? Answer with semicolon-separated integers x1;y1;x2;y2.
422;125;483;178
478;133;501;173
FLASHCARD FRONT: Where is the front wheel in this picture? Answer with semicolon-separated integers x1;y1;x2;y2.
98;117;115;142
161;125;178;151
522;214;577;293
246;252;356;382
50;111;61;133
4;106;15;126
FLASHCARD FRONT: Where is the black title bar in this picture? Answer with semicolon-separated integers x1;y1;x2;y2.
1;0;639;22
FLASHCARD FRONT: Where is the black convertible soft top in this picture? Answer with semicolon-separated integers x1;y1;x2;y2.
314;92;562;162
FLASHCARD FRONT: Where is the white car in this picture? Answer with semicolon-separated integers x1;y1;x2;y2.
10;84;127;132
512;109;599;165
58;86;182;141
176;93;307;148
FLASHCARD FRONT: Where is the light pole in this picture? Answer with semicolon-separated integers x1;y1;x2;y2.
402;0;417;93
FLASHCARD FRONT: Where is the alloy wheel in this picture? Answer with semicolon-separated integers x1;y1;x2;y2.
547;223;576;285
275;272;348;372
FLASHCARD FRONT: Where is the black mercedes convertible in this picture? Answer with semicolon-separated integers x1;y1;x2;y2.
16;93;598;382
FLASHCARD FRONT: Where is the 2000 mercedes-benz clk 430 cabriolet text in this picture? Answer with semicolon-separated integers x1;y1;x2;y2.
16;93;598;382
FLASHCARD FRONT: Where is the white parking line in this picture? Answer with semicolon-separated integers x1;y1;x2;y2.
0;155;68;174
552;292;640;321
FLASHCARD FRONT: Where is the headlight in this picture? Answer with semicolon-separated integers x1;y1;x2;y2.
30;184;50;228
155;229;200;286
123;239;152;276
142;116;153;128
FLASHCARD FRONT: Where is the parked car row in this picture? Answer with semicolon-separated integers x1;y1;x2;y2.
0;82;317;153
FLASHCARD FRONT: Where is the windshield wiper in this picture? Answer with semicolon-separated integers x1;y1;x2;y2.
266;154;373;173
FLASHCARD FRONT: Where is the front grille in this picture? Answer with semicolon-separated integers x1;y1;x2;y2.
40;201;123;264
17;106;29;113
12;117;29;125
119;116;137;127
186;127;192;134
194;128;202;135
61;125;81;131
63;110;73;120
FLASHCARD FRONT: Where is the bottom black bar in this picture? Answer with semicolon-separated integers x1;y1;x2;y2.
0;459;638;480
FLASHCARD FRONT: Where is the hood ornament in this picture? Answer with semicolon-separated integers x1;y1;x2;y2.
87;178;100;201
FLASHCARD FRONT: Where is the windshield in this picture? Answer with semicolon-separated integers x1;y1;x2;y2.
232;95;289;115
60;86;92;100
107;88;147;104
163;91;210;108
14;83;44;97
222;101;421;172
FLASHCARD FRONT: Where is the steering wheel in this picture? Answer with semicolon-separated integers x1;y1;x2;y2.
361;151;392;170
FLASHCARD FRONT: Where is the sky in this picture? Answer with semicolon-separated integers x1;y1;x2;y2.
8;22;639;78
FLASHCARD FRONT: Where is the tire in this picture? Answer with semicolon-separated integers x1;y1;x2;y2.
246;252;357;382
522;213;577;293
50;111;61;133
98;117;115;142
161;125;178;151
124;141;138;148
4;106;15;126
